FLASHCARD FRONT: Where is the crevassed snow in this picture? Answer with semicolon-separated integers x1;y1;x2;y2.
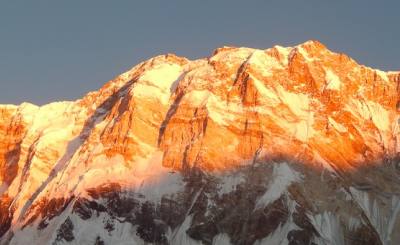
325;69;342;91
255;163;301;209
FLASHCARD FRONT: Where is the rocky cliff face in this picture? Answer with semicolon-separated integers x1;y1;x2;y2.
1;41;400;245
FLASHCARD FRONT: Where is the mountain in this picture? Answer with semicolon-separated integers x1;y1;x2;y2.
1;40;400;245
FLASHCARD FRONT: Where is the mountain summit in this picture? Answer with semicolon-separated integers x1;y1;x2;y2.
1;41;400;244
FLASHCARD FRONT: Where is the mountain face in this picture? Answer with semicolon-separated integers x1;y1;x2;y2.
1;40;400;245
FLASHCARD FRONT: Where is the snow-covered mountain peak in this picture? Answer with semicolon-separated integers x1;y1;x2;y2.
1;41;400;245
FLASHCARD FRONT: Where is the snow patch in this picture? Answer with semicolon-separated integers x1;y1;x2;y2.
274;45;292;66
376;70;389;81
136;63;183;104
350;187;400;244
308;212;344;245
205;94;243;126
185;90;211;107
276;85;310;119
367;102;390;132
217;172;245;196
138;63;183;91
325;69;342;91
328;117;347;133
296;46;313;62
348;216;361;231
293;119;312;142
247;50;283;76
251;76;280;103
347;99;390;132
255;163;301;209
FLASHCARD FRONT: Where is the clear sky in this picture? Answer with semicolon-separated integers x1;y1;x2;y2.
1;0;399;105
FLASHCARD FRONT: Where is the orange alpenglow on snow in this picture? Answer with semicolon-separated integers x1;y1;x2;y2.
0;40;400;237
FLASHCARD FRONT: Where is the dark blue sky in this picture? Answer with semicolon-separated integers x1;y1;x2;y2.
1;0;399;105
